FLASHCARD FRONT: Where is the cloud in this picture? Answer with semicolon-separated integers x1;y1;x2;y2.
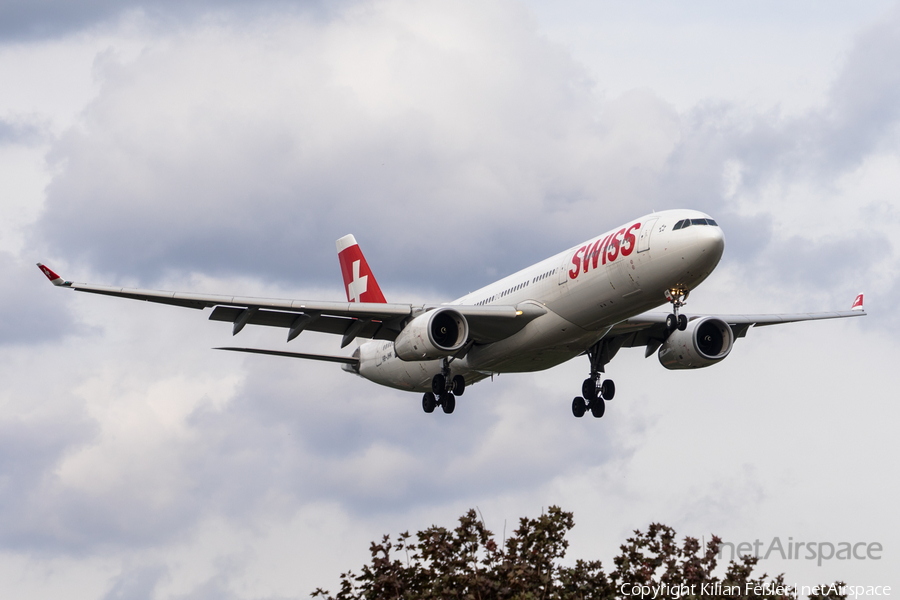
0;296;626;554
0;392;98;551
0;253;81;345
32;5;684;296
100;563;168;600
0;0;352;42
0;116;44;145
31;3;900;304
733;7;900;180
818;5;900;170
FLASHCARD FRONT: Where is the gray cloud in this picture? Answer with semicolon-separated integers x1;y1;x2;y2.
0;0;352;42
0;117;45;145
717;7;900;183
101;564;168;600
0;406;98;550
817;6;900;170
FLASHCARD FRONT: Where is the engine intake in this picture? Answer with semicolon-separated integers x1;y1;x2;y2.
394;308;469;361
658;316;734;370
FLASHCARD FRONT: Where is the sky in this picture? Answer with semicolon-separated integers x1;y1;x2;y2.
1;0;899;598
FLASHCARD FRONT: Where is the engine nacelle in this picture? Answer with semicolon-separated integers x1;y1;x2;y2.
394;308;469;361
658;316;734;370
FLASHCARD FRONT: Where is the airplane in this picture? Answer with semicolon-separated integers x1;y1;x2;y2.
38;209;865;419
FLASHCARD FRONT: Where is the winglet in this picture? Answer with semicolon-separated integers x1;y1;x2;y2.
851;293;864;311
36;263;71;287
336;235;386;303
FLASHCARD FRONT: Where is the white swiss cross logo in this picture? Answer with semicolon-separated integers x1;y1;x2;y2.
348;260;368;302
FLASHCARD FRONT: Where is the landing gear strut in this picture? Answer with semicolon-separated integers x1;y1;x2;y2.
572;341;617;419
424;358;465;414
665;287;689;332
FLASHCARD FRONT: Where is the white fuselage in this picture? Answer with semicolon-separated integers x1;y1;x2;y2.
351;209;726;393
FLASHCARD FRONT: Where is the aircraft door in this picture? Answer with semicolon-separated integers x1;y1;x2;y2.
637;218;658;253
558;253;570;285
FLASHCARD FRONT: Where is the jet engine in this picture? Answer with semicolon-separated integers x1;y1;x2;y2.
658;316;734;370
394;308;469;361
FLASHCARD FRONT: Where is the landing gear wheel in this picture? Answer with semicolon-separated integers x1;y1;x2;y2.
666;314;677;331
581;378;597;400
600;379;615;401
441;393;456;414
665;287;690;333
422;392;436;413
572;396;586;418
590;399;606;418
431;374;445;395
452;375;466;396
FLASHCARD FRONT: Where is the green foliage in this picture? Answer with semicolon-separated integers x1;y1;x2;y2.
312;507;846;600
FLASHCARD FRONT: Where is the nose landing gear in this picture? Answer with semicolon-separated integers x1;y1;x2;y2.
665;287;690;332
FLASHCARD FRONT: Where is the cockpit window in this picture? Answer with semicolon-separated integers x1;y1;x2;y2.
675;217;718;229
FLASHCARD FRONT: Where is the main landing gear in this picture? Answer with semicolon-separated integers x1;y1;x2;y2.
423;358;465;415
665;287;690;332
572;341;617;419
572;376;614;418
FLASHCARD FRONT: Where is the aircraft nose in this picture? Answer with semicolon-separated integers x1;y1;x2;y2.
699;222;726;263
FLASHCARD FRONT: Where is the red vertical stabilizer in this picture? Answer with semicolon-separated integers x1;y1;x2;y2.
336;235;387;303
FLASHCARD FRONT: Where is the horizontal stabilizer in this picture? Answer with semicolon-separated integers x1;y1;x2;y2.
214;346;359;365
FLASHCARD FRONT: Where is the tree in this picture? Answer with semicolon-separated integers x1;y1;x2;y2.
312;507;847;600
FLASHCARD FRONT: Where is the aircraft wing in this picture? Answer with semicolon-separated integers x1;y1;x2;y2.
604;295;866;356
37;264;543;347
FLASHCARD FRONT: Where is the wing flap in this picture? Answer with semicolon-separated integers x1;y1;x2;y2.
208;306;395;340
